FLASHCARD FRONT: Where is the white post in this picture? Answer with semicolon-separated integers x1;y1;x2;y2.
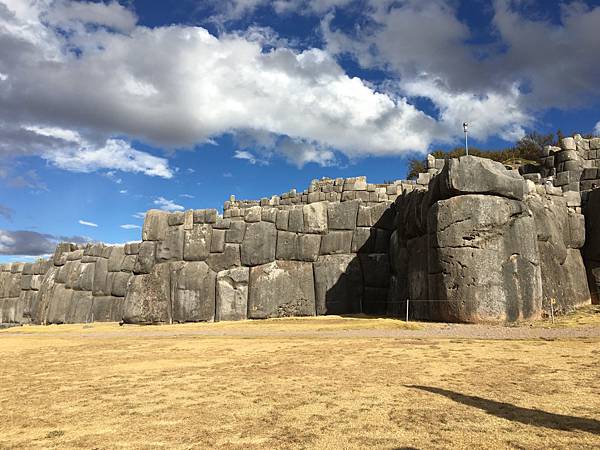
463;122;469;156
406;299;410;322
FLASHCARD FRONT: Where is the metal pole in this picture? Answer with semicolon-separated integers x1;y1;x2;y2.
463;122;469;156
406;299;409;322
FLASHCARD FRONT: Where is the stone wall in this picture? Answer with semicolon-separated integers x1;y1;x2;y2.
0;176;397;325
1;136;597;325
0;242;137;325
124;179;396;322
387;155;590;322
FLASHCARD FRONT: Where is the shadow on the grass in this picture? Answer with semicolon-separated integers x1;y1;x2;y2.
407;385;600;435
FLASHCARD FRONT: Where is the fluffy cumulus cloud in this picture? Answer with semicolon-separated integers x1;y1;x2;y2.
1;0;598;173
0;229;89;255
0;0;439;174
321;0;600;140
595;122;600;136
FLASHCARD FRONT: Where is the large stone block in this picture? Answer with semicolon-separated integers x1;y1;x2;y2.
66;290;93;323
241;222;277;266
171;262;216;322
64;261;81;290
320;231;353;255
276;231;320;261
123;264;171;324
216;267;249;321
327;200;359;230
276;210;290;231
184;224;212;261
142;210;170;241
19;290;39;323
351;227;375;253
53;242;76;266
121;255;136;272
207;243;241;272
248;261;315;319
108;246;126;272
73;262;95;291
30;274;43;291
303;202;328;234
439;156;527;201
288;208;304;233
428;195;542;322
313;254;362;315
110;272;132;297
134;241;156;274
157;225;184;262
225;221;246;243
568;209;585;249
91;296;121;322
45;284;73;324
211;229;226;253
20;274;33;291
0;298;17;323
92;258;110;296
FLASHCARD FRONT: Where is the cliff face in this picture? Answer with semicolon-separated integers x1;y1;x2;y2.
1;135;598;325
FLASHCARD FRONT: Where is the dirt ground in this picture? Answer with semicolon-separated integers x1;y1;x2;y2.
1;307;600;449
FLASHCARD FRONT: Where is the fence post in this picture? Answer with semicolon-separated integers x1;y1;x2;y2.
406;299;410;322
550;298;555;324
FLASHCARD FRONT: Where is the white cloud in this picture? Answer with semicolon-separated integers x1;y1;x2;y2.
26;127;173;178
78;220;98;227
321;0;600;142
223;172;233;178
2;0;598;172
594;122;600;136
120;224;141;230
179;193;194;199
132;212;146;219
119;189;128;194
44;0;137;33
153;197;184;211
0;0;439;169
234;150;258;164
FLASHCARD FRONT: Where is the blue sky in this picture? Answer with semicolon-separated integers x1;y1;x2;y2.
1;0;599;261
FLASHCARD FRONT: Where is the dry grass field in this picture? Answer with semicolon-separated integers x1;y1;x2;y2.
1;309;600;449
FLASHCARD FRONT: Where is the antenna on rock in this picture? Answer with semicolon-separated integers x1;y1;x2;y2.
463;122;469;156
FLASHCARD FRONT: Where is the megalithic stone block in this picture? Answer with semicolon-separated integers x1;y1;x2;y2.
123;264;171;324
216;267;249;321
142;210;170;241
313;254;363;315
184;224;212;261
171;261;216;322
248;261;315;319
241;222;277;266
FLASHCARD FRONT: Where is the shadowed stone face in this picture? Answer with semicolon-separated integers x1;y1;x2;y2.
313;254;362;315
